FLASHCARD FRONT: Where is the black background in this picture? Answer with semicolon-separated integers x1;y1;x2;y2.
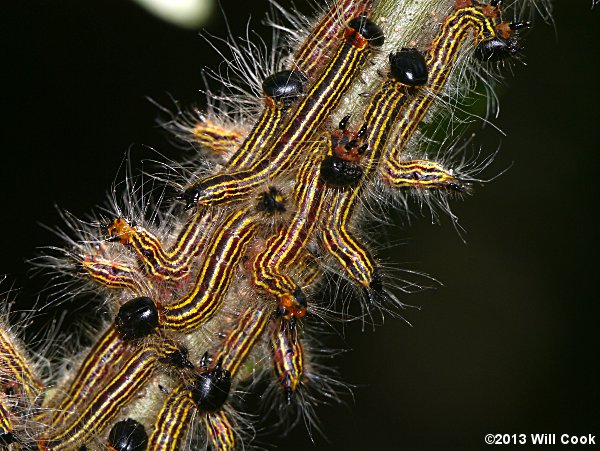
2;1;599;449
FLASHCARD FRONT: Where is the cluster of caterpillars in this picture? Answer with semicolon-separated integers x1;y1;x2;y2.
0;0;529;449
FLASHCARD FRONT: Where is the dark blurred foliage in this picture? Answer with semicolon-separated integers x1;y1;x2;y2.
2;1;599;449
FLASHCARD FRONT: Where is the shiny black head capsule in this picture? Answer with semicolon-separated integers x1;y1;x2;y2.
389;48;428;87
475;37;521;61
320;155;364;187
256;186;286;214
348;15;385;47
108;419;148;451
190;361;232;412
178;171;255;210
177;186;200;210
115;297;159;340
262;70;306;105
160;346;195;370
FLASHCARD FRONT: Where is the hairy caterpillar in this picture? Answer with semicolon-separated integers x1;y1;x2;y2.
4;0;600;450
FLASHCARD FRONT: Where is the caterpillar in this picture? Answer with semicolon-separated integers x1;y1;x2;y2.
1;0;576;446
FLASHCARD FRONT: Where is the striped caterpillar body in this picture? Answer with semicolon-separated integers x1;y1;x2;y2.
0;0;553;449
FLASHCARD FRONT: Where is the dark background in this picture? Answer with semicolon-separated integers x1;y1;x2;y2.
2;1;598;449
